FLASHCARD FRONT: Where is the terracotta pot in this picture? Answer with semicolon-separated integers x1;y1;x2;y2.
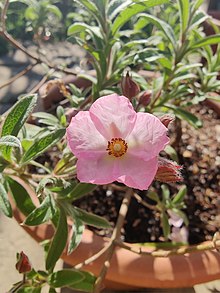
11;177;220;290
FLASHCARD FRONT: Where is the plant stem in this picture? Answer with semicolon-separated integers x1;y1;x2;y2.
93;188;133;293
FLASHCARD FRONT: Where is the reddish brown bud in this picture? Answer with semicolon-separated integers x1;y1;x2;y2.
159;114;175;128
138;90;151;106
155;157;183;183
15;251;32;274
121;72;140;100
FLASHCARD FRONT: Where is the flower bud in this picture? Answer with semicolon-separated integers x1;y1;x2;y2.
15;251;32;274
138;90;151;107
155;157;183;183
159;114;175;128
121;72;140;100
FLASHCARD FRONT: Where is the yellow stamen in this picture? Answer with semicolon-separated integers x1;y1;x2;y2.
106;138;128;158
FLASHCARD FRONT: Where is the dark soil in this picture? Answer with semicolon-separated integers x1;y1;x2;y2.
75;104;220;245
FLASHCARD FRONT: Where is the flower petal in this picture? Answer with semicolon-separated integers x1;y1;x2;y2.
76;155;119;184
127;112;169;160
66;111;106;159
89;94;136;140
117;155;158;190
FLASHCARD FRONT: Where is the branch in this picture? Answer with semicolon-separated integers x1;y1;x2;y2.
0;0;9;32
93;188;133;293
0;62;38;90
115;238;220;257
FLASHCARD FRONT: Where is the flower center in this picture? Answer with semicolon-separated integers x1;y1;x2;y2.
106;138;128;158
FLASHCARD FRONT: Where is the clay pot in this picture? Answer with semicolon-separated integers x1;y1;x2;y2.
11;177;220;290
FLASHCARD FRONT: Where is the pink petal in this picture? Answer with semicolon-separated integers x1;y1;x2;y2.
89;94;136;140
117;155;158;190
76;155;120;184
127;112;169;161
66;111;106;159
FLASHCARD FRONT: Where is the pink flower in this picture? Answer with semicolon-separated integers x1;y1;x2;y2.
66;94;169;190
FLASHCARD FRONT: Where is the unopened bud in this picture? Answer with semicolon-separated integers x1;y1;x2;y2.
15;251;32;274
138;90;151;106
155;157;183;183
121;72;140;100
159;114;175;128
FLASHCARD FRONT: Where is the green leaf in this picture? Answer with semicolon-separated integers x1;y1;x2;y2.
47;4;62;19
161;184;170;202
7;177;35;216
24;194;56;226
170;73;197;84
73;207;111;228
17;287;41;293
161;210;170;240
146;190;160;203
68;219;85;255
172;185;187;205
0;135;22;162
0;182;12;217
46;206;68;271
192;0;204;11
67;183;97;201
172;208;189;226
21;128;65;164
164;145;179;163
178;0;189;34
139;14;176;48
1;94;37;137
48;269;84;288
68;271;96;293
112;0;169;35
191;34;220;50
165;105;202;128
0;135;21;149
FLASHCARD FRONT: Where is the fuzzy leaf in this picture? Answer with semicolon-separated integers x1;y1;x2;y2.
7;177;35;216
0;182;12;217
68;219;85;255
1;94;37;137
48;269;84;288
73;207;111;228
21;128;65;164
46;207;68;271
112;0;169;35
24;194;56;226
67;183;97;201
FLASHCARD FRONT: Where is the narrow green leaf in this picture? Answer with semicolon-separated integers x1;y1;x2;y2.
191;34;220;50
139;14;176;48
7;177;35;216
68;219;85;255
24;194;56;226
161;184;170;201
0;135;21;149
0;135;22;162
172;208;189;226
112;0;169;35
68;271;96;293
67;183;97;201
172;186;187;205
146;190;160;203
170;73;197;84
164;145;179;163
161;211;170;240
1;94;37;137
192;0;204;11
0;182;12;217
165;105;202;128
73;207;111;228
46;207;68;271
48;269;84;288
21;128;65;164
178;0;189;34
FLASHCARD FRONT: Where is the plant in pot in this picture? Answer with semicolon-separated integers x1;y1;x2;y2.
1;0;220;292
